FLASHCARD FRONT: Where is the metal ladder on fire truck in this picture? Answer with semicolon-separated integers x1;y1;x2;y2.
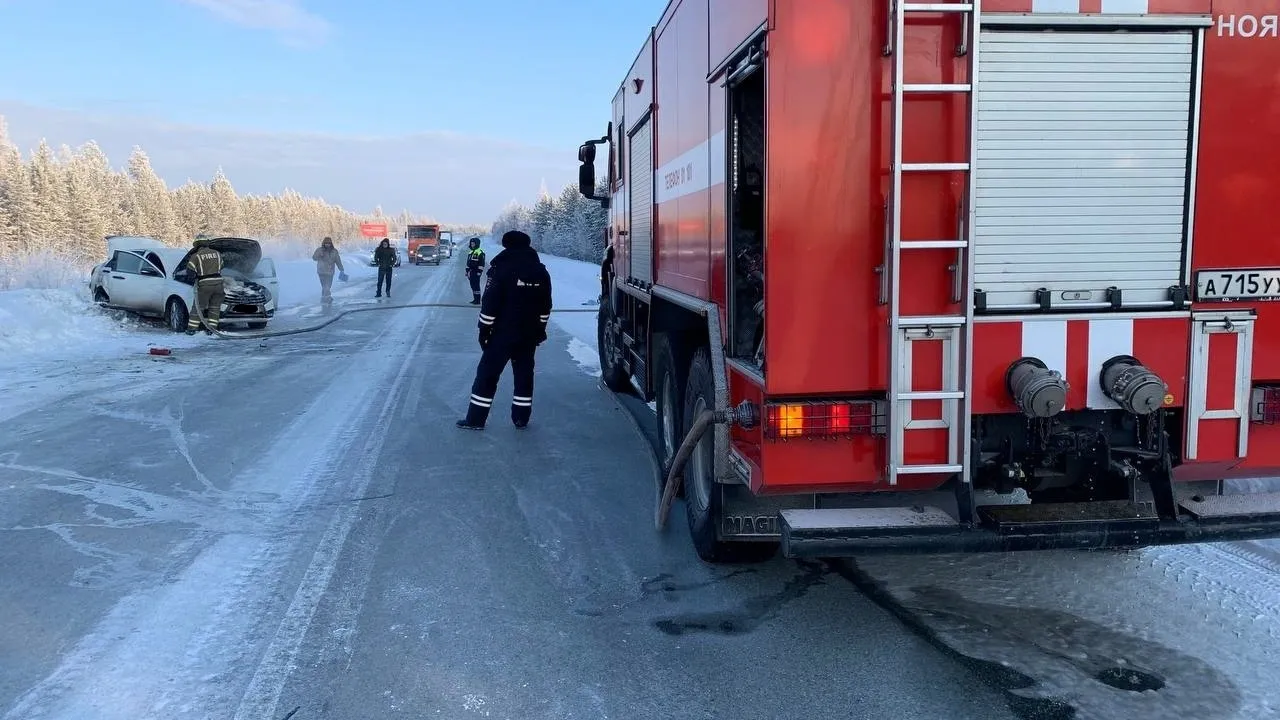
884;0;980;490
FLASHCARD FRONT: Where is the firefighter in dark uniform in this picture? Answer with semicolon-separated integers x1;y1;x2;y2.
457;230;553;430
464;237;486;305
186;239;223;335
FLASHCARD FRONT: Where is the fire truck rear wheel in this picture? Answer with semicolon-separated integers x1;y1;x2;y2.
654;335;683;497
683;347;776;564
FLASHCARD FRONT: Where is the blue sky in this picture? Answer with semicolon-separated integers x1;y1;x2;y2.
0;0;668;222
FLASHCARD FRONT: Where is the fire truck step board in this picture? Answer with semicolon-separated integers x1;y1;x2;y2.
898;390;964;401
903;83;972;93
901;240;967;249
979;501;1159;533
894;463;964;475
1179;492;1280;522
901;162;969;172
897;315;966;328
904;2;973;11
782;506;958;533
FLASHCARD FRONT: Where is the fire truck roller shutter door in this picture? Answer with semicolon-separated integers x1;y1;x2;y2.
971;29;1195;311
629;117;654;285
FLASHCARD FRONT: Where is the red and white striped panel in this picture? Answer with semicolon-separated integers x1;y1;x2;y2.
983;0;1211;14
971;316;1190;415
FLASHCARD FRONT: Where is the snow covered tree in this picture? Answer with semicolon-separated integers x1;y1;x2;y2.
73;141;128;237
127;148;179;242
27;140;68;244
0;118;33;255
541;182;580;257
64;145;109;252
241;194;273;237
206;168;245;236
486;178;609;263
528;187;556;250
0;112;429;273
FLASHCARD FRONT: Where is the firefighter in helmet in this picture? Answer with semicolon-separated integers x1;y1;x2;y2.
457;230;552;430
186;238;223;335
464;237;486;305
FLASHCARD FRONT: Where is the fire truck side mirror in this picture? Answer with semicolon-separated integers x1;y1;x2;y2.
578;158;597;199
578;142;596;164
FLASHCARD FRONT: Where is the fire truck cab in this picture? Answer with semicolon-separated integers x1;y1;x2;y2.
580;0;1280;563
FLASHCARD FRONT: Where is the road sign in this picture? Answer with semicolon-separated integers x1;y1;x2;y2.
360;222;388;238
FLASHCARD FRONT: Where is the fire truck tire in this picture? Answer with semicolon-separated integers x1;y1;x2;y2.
596;308;630;393
654;335;683;486
683;347;776;564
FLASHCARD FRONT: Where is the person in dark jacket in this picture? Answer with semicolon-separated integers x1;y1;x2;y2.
374;237;396;298
185;239;223;335
457;230;553;430
464;237;486;305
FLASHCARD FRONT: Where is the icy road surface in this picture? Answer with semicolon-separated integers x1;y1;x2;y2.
527;250;1280;720
0;257;1011;719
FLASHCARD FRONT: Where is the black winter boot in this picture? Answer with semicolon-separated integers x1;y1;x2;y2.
456;397;491;430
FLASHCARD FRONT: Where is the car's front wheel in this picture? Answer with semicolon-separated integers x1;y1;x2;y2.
164;297;189;333
93;288;109;304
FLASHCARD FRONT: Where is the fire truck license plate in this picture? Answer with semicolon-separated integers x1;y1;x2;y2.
1196;269;1280;302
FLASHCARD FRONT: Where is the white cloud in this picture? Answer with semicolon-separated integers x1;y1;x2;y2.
177;0;332;46
0;101;579;224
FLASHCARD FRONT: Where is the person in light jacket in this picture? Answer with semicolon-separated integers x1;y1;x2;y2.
312;236;345;303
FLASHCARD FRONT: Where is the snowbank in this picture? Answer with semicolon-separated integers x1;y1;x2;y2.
0;286;203;370
541;253;603;378
0;250;97;292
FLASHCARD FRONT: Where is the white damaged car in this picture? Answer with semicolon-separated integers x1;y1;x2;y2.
89;235;278;331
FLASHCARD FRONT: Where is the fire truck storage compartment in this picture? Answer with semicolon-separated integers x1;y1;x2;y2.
628;117;654;285
973;28;1196;312
728;61;766;369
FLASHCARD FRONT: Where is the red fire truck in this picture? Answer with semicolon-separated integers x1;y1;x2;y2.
577;0;1280;563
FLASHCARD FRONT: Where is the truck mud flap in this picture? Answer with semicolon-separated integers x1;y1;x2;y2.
780;491;1280;557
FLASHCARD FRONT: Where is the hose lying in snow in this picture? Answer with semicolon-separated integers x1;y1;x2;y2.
655;409;719;531
188;301;599;340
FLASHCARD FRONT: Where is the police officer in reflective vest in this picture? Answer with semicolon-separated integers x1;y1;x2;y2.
457;230;552;430
186;239;223;335
464;237;486;305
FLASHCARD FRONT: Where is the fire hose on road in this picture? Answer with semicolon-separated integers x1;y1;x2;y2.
189;301;599;341
193;295;734;538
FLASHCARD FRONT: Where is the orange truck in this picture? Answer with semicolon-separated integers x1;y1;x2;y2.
406;224;441;265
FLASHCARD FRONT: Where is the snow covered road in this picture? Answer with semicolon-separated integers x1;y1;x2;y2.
6;243;1274;720
0;255;1013;719
526;252;1280;719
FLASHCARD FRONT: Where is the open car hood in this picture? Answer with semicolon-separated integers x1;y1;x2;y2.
179;237;262;275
